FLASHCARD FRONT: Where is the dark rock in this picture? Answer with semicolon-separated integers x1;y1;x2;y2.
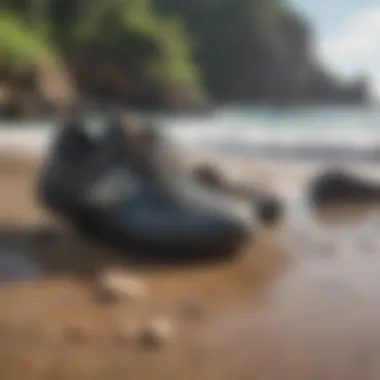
136;318;174;350
192;164;226;190
255;195;284;227
309;169;380;208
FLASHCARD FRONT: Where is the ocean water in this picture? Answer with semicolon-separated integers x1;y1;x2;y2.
161;106;380;163
1;106;380;164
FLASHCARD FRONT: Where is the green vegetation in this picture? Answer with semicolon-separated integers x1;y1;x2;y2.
0;0;198;84
0;0;369;110
0;12;52;72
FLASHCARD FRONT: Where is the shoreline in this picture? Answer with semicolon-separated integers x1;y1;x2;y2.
1;120;380;166
0;126;377;188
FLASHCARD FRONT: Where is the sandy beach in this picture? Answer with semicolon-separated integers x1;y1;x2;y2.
0;144;380;380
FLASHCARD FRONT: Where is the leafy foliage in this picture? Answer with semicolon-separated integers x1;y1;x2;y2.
0;0;368;104
0;0;198;85
0;13;52;72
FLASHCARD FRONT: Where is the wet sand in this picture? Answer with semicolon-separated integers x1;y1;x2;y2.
0;150;380;380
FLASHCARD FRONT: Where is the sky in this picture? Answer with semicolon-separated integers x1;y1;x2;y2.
289;0;380;98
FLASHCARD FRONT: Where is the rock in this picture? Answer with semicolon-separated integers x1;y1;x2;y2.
0;59;78;119
255;195;284;227
192;164;226;190
36;59;78;113
309;169;380;208
162;83;211;112
72;47;163;108
136;317;175;349
94;271;148;304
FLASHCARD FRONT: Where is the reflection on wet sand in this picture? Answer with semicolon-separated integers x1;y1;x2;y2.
0;151;380;379
200;206;380;380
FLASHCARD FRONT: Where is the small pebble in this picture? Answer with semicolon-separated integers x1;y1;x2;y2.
94;271;148;304
136;317;175;350
256;197;284;227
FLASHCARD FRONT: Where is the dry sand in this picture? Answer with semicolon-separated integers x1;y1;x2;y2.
0;150;379;380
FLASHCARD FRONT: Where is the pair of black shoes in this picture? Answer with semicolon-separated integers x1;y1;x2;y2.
37;111;283;259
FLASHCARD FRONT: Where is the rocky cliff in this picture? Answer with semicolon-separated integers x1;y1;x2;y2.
0;0;371;119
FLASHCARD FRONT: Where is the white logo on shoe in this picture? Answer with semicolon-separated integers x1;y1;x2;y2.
86;168;141;207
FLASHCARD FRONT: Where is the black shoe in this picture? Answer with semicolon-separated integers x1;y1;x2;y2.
37;112;253;258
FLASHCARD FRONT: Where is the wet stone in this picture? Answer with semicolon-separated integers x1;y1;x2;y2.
136;317;175;350
256;196;284;227
94;271;148;304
